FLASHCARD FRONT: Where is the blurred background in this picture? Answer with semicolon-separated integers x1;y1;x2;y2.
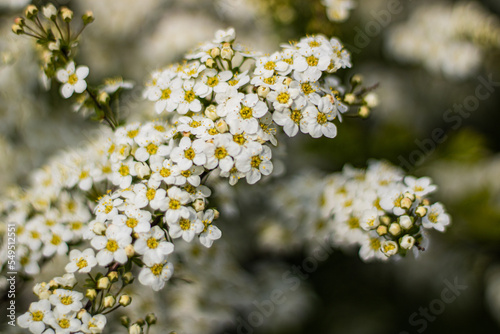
1;0;500;333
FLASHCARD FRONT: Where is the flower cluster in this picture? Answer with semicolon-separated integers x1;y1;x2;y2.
257;161;450;261
386;1;500;79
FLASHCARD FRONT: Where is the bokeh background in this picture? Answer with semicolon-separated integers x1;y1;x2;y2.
1;0;500;333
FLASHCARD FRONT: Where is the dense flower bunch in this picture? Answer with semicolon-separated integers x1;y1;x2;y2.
258;161;450;261
387;1;500;79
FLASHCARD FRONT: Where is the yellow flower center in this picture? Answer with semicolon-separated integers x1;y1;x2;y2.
146;188;156;201
106;239;118;252
317;112;328;125
119;165;130;176
240;106;253;119
151;263;163;276
127;129;139;138
161;88;171;100
169;199;180;210
51;234;62;245
126;218;138;228
264;61;276;70
309;41;321;47
251;155;262;168
68;73;78;85
428;212;438;223
347;217;359;229
215;147;228;159
59;319;70;329
306;55;319;66
233;134;246;145
264;76;276;85
181;170;191;178
79;170;89;179
301;83;315;95
146;143;158;155
147;237;158;249
60;296;73;305
179;218;191;230
184;148;195;160
76;258;88;269
31;311;44;321
290;109;302;124
160;167;171;177
190;120;201;128
105;204;113;214
184;90;196;102
277;92;290;104
370;238;381;250
206;76;219;87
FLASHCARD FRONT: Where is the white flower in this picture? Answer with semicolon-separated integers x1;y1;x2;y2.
266;82;301;111
379;189;406;216
91;224;132;266
381;240;399;257
273;98;309;137
172;165;204;187
112;206;152;234
360;209;380;231
134;226;174;262
49;289;83;314
358;234;387;262
94;192;124;222
56;62;89;98
226;93;268;134
53;273;77;289
146;70;183;114
303;100;337;138
400;235;415;250
80;312;107;334
404;176;437;197
198;209;222;248
204;133;242;172
65;248;97;274
213;27;236;43
322;0;355;22
164;186;191;224
236;142;273;184
170;137;207;170
17;299;51;334
138;255;174;291
149;156;177;187
194;69;233;98
47;309;81;334
421;203;450;232
169;207;203;242
254;52;290;78
42;225;72;257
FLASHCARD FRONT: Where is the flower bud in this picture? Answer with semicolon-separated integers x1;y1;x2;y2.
422;199;430;206
42;4;57;20
98;91;110;104
376;225;387;236
103;295;116;308
213;209;220;220
399;215;413;230
123;272;134;285
12;24;24;35
364;92;379;108
358;106;370;118
125;244;135;258
193;198;205;212
33;282;51;299
205;105;218;121
97;277;110;290
210;47;220;58
389;223;402;236
119;294;132;306
145;313;157;325
77;309;87;320
86;289;97;300
136;319;145;326
416;206;427;217
215;119;228;133
344;93;356;104
129;324;142;334
134;162;150;179
351;74;363;85
400;235;415;250
221;43;233;60
108;271;119;283
257;86;270;98
206;58;215;68
82;11;95;25
404;192;415;201
25;5;38;19
120;315;130;327
49;280;59;289
60;7;73;22
92;222;106;235
381;240;398;256
380;216;391;226
401;197;412;210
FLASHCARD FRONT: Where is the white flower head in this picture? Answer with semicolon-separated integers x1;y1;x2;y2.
56;62;89;98
65;248;97;274
49;289;84;314
138;255;174;291
91;224;132;266
17;299;51;334
421;202;450;232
